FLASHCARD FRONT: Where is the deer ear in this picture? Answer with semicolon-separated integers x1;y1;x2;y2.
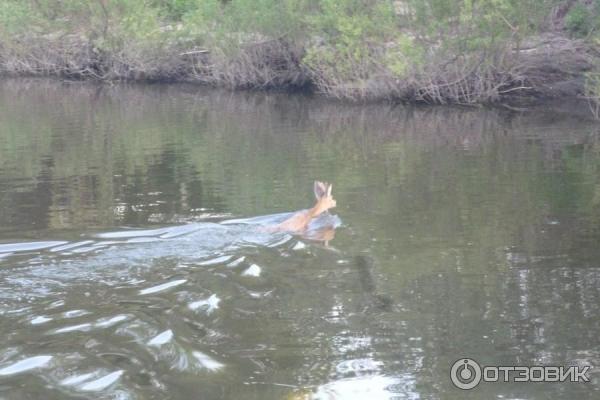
326;184;332;197
314;181;327;199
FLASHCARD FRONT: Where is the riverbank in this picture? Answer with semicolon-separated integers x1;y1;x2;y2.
1;1;599;110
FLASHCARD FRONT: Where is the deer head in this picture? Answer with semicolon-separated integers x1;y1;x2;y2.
312;181;336;216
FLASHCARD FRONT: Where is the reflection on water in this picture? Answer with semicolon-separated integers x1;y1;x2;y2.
1;79;600;399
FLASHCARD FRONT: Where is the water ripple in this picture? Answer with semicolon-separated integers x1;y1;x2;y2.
139;279;187;295
147;329;174;346
241;264;262;277
80;370;124;391
0;355;53;376
189;294;221;314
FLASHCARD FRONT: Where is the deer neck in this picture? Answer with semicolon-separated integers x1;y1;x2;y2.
308;201;327;219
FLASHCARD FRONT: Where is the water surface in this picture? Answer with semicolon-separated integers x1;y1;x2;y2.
0;79;599;399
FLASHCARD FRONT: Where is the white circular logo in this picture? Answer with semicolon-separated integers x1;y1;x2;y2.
450;358;482;390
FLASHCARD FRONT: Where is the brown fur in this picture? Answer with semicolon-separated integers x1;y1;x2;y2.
273;181;336;233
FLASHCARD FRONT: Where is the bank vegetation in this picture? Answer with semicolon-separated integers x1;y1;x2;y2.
1;0;600;109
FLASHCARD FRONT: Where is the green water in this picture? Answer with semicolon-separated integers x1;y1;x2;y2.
0;79;599;399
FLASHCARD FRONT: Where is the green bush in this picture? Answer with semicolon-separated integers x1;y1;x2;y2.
565;3;597;37
156;0;199;20
303;0;398;86
0;1;38;37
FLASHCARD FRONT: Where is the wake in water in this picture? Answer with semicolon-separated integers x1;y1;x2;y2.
0;212;341;302
0;212;343;399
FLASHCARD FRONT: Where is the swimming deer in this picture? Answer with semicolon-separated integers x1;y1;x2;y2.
272;181;337;233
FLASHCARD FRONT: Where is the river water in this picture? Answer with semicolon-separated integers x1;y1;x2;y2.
0;79;599;399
